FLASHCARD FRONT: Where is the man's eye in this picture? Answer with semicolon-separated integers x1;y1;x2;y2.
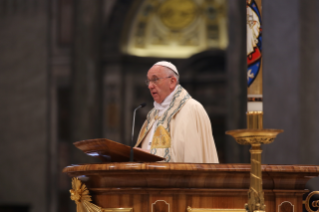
153;78;159;82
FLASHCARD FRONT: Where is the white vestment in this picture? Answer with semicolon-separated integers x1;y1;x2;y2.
136;85;219;163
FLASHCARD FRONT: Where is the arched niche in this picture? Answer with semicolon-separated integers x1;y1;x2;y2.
121;0;228;58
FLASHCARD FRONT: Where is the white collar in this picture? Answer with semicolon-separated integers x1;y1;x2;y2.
153;86;178;114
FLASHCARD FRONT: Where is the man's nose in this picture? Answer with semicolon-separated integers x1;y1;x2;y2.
148;81;155;89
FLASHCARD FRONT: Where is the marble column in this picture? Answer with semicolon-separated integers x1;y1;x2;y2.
262;0;319;167
262;0;319;192
226;0;249;163
71;0;103;163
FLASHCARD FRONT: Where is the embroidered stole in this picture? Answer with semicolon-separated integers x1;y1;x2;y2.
136;85;191;162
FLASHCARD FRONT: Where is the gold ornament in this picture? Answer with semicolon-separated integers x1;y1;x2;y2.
70;177;102;212
304;191;319;212
157;0;197;30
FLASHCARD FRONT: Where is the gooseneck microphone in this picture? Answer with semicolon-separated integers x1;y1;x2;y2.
130;103;147;162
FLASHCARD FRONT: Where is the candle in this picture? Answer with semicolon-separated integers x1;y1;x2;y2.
247;0;263;129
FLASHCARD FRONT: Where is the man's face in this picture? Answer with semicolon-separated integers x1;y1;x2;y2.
147;65;174;103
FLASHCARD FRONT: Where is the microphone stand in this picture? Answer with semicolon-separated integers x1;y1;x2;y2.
130;103;146;162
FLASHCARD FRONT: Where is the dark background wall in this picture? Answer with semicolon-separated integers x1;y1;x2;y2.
0;1;50;212
0;0;319;212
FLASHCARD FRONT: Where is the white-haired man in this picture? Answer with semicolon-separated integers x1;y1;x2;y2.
135;61;219;163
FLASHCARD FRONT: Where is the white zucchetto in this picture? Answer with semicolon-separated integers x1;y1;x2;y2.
153;61;179;76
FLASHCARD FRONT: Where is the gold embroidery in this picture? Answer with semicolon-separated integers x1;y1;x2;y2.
151;126;171;149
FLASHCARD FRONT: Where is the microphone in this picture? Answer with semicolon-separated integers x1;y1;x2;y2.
130;103;147;162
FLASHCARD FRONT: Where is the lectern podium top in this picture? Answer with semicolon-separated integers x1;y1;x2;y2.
74;138;165;162
63;163;319;191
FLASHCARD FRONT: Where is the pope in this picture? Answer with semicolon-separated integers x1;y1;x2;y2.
135;61;219;163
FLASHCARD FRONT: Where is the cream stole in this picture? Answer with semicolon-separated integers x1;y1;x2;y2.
136;85;191;161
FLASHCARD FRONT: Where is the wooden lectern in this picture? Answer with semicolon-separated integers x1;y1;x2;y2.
63;139;319;212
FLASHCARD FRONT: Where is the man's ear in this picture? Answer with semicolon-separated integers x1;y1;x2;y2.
170;77;177;89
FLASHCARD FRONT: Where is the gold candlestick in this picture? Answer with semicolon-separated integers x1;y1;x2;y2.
227;1;283;212
226;129;283;212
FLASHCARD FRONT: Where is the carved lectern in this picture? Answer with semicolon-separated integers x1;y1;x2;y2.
63;139;319;212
